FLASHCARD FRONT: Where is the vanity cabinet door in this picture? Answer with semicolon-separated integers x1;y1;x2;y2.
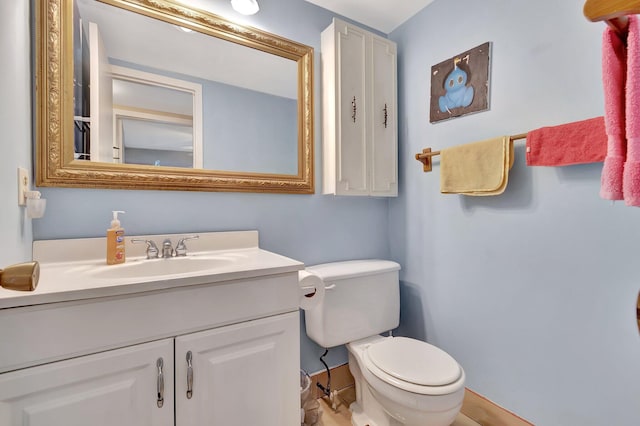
0;339;174;426
175;312;299;426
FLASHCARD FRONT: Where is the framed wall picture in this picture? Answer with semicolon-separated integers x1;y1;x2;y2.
430;42;491;123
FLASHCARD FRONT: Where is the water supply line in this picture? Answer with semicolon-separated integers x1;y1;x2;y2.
317;349;339;410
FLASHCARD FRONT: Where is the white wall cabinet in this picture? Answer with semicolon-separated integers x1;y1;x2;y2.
322;18;398;197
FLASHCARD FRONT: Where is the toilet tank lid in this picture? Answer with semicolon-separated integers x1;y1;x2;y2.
306;259;400;281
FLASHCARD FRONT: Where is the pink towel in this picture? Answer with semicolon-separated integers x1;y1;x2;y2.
624;15;640;206
600;22;627;200
525;117;607;166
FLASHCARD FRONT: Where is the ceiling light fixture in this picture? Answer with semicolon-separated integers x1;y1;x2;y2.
231;0;259;15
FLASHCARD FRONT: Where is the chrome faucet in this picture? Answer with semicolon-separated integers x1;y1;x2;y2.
175;235;199;256
161;239;174;258
131;239;160;259
132;236;199;259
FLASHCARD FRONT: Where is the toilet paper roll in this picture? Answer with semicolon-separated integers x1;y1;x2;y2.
298;270;324;310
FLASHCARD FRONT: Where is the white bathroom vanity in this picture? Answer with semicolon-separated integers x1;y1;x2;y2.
0;231;302;426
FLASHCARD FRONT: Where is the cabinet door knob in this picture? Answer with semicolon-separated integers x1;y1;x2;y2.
352;96;357;123
157;358;164;408
186;351;194;399
383;103;388;128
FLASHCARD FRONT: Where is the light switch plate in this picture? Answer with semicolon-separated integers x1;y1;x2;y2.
18;167;29;206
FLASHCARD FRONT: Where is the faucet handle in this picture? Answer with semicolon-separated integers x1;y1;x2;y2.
175;235;199;257
131;239;160;259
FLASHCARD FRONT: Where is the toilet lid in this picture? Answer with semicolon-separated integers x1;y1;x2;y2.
367;337;461;386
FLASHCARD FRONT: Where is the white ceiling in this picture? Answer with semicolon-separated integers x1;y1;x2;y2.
303;0;435;33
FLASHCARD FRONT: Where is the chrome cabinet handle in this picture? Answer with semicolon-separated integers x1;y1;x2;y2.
157;358;164;408
186;351;193;399
383;103;388;128
352;96;357;123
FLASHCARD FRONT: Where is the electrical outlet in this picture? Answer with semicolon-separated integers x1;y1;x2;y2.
18;167;29;206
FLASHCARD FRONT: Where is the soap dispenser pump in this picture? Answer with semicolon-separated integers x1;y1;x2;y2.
106;210;126;265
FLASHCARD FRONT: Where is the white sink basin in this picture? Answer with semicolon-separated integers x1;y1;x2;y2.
88;253;247;280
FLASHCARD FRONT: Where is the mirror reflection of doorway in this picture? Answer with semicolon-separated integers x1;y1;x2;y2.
115;116;194;168
72;16;203;167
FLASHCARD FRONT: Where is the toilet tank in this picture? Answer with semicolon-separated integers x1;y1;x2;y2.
304;259;401;349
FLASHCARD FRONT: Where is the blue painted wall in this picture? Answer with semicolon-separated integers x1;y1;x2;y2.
0;1;33;265
203;82;297;174
389;0;640;424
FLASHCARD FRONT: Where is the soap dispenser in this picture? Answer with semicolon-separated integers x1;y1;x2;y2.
106;210;126;265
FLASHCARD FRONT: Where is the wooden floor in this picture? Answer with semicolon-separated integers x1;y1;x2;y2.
316;388;479;426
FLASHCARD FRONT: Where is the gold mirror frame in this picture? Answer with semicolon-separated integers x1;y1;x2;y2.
36;0;314;193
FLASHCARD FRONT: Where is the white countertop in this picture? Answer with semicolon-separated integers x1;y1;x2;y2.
0;231;303;309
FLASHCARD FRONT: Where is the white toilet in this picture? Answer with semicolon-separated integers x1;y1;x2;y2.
304;260;465;426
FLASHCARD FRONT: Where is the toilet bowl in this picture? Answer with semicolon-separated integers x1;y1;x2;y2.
347;335;465;426
304;260;465;426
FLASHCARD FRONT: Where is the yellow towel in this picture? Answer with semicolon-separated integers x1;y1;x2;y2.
440;136;513;196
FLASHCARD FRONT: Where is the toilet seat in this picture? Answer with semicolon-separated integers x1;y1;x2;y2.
362;337;463;395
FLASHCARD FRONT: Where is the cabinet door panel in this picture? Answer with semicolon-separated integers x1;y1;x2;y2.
0;339;174;426
370;36;398;196
336;24;368;194
175;312;299;426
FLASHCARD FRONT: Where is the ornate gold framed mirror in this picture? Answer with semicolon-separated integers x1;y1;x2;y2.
36;0;314;193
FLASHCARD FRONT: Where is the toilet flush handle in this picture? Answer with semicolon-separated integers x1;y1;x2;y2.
324;284;336;291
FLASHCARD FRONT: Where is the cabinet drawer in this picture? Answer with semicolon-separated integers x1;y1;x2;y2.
0;273;298;373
